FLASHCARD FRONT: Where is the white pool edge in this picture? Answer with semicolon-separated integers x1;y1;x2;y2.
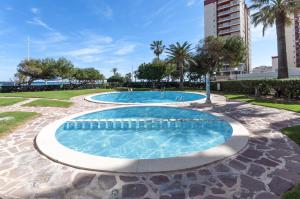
84;91;207;105
35;105;249;173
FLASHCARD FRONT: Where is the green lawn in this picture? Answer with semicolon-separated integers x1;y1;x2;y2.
282;126;300;199
22;99;73;108
224;94;300;113
0;112;38;135
0;98;26;106
0;89;112;100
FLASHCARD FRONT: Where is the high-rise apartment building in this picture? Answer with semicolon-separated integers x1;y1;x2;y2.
204;0;251;76
285;10;300;69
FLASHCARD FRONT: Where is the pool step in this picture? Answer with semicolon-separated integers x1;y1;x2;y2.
63;118;224;130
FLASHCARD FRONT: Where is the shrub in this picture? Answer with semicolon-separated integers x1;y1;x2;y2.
211;79;300;99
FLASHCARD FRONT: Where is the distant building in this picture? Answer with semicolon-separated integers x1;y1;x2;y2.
204;0;251;76
251;66;273;74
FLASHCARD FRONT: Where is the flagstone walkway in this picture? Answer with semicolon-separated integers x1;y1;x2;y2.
0;94;300;199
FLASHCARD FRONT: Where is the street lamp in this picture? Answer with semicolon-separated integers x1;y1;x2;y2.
234;67;239;80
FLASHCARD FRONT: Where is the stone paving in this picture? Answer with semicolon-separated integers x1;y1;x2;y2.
0;94;300;199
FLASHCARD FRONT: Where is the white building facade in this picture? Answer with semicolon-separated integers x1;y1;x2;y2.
204;0;251;76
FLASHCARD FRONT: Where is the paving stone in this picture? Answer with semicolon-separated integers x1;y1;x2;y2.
173;174;182;180
247;164;265;177
119;175;139;182
186;172;197;181
268;176;294;195
272;169;300;183
211;187;225;194
122;184;148;198
150;175;170;185
242;149;263;159
198;169;211;176
240;174;265;192
188;184;206;197
218;175;237;188
236;155;252;163
285;160;300;174
254;158;279;167
268;149;292;158
214;164;230;172
232;188;254;199
255;192;279;199
204;196;226;199
228;159;246;170
160;191;185;199
98;175;116;190
72;173;95;189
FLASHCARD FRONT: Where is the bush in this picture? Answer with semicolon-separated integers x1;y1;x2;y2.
211;79;300;99
0;84;108;93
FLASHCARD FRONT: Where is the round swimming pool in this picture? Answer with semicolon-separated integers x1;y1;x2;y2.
36;106;249;172
86;91;206;104
56;106;232;159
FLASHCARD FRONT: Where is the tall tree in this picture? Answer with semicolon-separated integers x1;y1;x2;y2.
251;0;300;79
166;42;193;89
111;68;118;76
196;36;246;103
150;40;165;60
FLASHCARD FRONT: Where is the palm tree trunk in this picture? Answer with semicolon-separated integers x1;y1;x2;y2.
276;13;289;79
205;73;211;104
179;62;184;89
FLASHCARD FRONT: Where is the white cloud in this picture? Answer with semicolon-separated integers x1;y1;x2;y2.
31;7;40;14
115;44;136;55
64;48;103;57
27;17;54;31
187;0;196;7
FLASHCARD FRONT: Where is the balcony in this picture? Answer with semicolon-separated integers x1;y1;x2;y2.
217;0;239;11
218;6;239;17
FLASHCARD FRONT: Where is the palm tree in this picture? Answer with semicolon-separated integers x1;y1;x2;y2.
251;0;300;79
150;40;165;60
111;68;118;76
166;42;193;89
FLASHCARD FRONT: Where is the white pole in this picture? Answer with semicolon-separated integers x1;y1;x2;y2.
27;36;30;61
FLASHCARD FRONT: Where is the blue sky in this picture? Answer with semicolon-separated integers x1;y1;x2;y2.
0;0;277;81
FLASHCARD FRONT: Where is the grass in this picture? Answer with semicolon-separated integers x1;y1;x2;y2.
282;125;300;146
22;99;73;108
224;94;300;113
282;126;300;199
0;89;113;100
0;112;38;136
0;98;26;106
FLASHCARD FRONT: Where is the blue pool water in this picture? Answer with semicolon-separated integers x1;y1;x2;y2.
90;91;205;103
56;107;233;159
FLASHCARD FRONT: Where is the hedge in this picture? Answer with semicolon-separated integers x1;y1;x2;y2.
211;79;300;99
0;84;109;93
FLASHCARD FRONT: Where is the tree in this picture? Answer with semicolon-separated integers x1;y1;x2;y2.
150;40;165;60
16;59;44;85
124;73;132;83
55;57;75;83
74;68;104;84
166;42;193;89
251;0;300;79
111;68;118;76
196;36;246;103
136;62;167;87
